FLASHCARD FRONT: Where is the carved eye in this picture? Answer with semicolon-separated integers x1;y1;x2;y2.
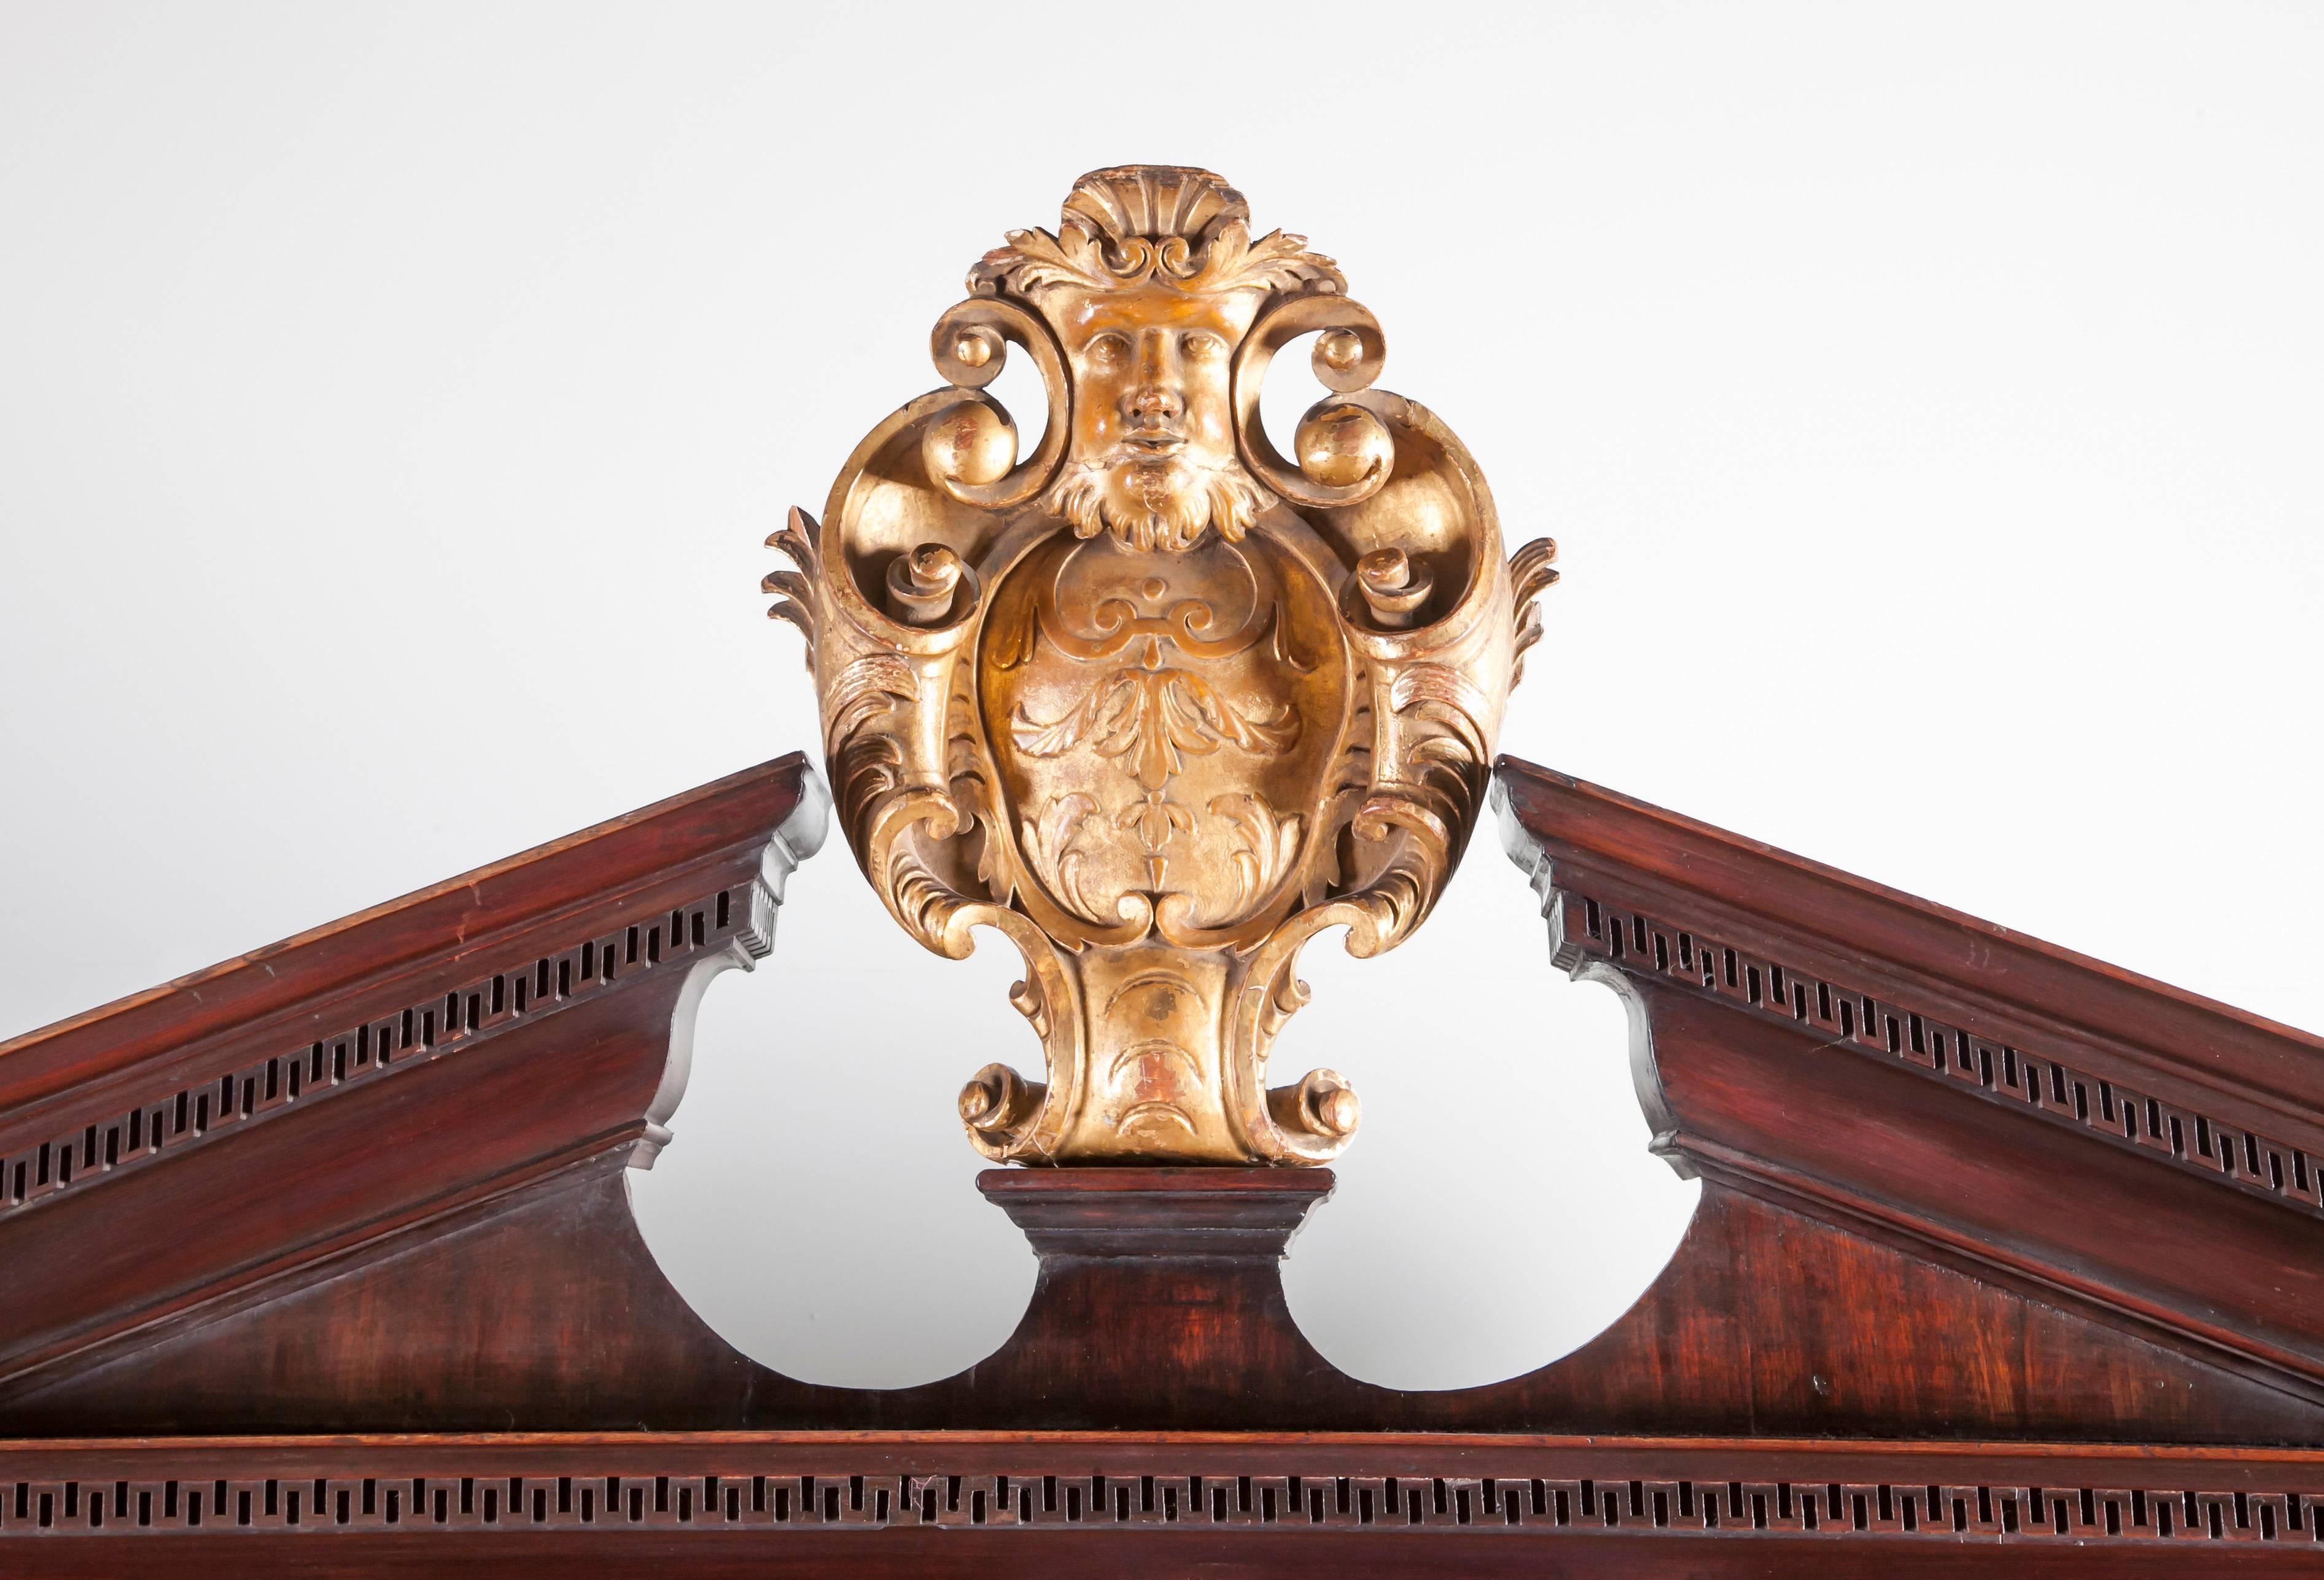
1086;332;1132;369
1181;331;1226;362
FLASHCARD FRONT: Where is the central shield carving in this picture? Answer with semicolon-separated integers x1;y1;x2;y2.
768;166;1556;1164
984;529;1347;951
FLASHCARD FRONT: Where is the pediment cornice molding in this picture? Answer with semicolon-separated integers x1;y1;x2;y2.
1496;756;2324;1401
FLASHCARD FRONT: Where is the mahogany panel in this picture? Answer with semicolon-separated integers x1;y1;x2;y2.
7;1162;2314;1443
0;984;683;1392
0;1161;755;1433
1467;1180;2322;1441
1649;986;2324;1386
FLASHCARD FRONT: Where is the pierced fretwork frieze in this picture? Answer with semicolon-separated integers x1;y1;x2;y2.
0;881;777;1220
1556;890;2324;1218
2;1461;2318;1546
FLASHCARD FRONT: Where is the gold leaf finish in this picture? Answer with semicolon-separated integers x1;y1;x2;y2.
769;167;1555;1164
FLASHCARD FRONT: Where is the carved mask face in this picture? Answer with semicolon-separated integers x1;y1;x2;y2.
1041;285;1269;554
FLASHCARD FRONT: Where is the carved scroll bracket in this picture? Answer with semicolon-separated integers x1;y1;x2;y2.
634;770;831;1168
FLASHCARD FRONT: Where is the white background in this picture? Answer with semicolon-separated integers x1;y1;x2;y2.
2;3;2317;1391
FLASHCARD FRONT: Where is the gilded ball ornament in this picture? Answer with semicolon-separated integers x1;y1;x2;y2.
958;1077;995;1124
1313;1085;1361;1137
1315;328;1365;374
1293;400;1393;489
951;329;996;370
922;398;1016;487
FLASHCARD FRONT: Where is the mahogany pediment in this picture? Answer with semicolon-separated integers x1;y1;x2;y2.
1494;756;2324;1409
0;754;826;1396
3;751;2320;1574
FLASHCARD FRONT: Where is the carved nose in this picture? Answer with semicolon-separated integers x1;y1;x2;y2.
1126;384;1183;424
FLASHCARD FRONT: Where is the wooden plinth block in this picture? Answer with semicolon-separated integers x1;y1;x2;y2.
979;1165;1333;1257
970;1168;1340;1423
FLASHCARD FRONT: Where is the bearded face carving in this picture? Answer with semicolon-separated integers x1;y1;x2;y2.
1041;286;1269;552
769;167;1556;1164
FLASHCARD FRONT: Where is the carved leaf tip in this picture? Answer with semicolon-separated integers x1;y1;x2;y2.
766;506;823;562
1507;538;1559;690
1509;536;1560;605
1509;606;1544;689
766;601;816;666
765;507;823;657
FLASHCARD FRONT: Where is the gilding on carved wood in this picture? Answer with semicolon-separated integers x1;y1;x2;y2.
767;167;1555;1164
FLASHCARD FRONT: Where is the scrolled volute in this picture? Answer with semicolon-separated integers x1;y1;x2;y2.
1231;293;1394;508
923;297;1072;509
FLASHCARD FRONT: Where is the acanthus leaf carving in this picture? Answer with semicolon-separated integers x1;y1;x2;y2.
1208;793;1303;920
1011;664;1300;791
1020;792;1108;927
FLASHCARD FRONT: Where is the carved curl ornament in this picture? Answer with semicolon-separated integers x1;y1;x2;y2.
768;167;1555;1164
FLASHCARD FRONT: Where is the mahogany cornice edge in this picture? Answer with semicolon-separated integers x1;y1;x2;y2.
0;754;823;1110
1493;756;2324;1153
